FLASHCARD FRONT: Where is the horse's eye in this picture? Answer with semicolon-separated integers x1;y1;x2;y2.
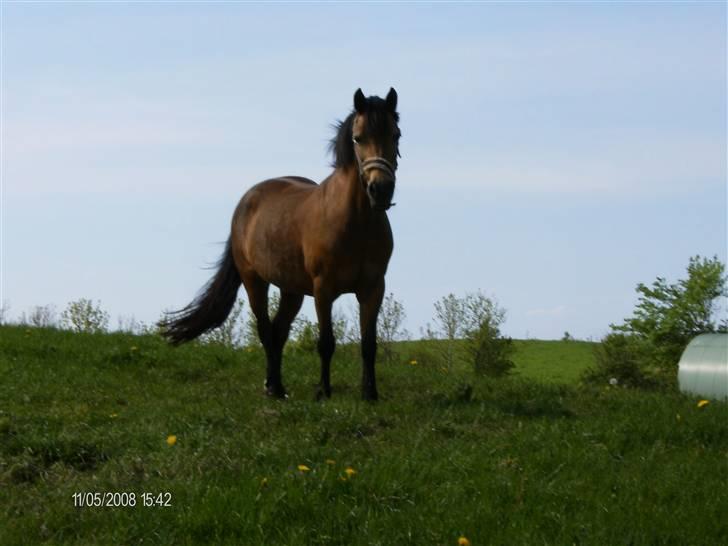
352;136;361;144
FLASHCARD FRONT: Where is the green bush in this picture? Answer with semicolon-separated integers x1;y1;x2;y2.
584;255;726;390
61;299;109;333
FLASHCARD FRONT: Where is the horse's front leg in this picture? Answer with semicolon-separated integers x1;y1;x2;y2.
357;279;385;401
313;281;336;400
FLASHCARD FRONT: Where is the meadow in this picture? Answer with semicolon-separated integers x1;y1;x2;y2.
1;325;726;545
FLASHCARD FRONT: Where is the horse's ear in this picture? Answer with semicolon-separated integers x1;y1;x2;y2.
386;87;398;112
354;88;367;113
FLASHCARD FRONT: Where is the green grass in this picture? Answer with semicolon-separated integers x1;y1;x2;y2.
1;325;727;545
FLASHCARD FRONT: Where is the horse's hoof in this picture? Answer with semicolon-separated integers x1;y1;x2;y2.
264;380;288;399
315;385;332;401
361;390;379;402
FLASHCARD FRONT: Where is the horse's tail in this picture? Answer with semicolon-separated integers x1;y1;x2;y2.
159;238;241;345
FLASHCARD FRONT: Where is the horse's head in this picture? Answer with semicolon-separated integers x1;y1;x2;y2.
351;88;401;211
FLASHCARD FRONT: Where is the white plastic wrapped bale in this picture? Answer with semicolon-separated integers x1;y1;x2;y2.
678;334;728;400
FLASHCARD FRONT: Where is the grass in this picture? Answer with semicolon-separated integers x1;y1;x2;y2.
1;325;727;545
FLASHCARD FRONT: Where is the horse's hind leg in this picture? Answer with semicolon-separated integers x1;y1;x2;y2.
313;281;336;400
271;290;304;384
241;273;283;398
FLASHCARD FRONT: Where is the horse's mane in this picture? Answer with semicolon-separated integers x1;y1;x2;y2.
328;97;400;169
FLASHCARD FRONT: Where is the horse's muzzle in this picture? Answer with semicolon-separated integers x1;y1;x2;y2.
367;179;395;211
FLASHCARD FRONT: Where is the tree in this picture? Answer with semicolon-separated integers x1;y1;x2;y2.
377;292;409;363
461;292;514;376
425;293;465;369
587;255;727;388
614;255;727;367
426;291;513;375
61;299;110;333
21;305;57;328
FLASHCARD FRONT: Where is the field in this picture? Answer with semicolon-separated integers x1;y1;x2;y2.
1;325;727;545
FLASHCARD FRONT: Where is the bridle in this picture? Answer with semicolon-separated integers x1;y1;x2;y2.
352;137;398;205
356;155;397;184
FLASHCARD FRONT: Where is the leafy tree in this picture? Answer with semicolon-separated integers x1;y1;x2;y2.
426;291;513;375
377;292;409;364
21;305;57;328
587;255;727;388
61;299;110;333
461;292;514;376
614;255;726;367
425;293;464;369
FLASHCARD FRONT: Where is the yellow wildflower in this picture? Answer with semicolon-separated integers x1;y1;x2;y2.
409;359;417;365
458;537;471;546
697;400;710;408
109;413;118;418
297;464;311;472
344;467;357;478
325;459;336;465
166;435;177;446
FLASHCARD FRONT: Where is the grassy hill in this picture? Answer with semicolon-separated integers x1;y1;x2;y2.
1;325;726;545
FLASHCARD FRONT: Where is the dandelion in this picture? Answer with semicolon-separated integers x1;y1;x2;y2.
458;537;471;546
344;466;357;478
409;359;418;365
697;399;710;408
166;435;177;446
325;459;336;465
297;464;311;472
109;413;118;418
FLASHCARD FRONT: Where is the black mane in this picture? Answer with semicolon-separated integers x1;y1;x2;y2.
328;96;400;169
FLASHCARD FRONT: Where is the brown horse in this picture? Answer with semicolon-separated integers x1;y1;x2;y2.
160;88;401;401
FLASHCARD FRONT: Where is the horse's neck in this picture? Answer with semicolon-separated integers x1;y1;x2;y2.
323;166;371;223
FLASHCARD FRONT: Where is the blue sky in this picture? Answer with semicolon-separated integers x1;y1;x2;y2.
2;2;726;340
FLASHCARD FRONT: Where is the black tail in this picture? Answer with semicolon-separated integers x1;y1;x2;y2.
159;239;241;345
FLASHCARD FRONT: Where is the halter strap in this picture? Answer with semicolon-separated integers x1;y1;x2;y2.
359;157;396;181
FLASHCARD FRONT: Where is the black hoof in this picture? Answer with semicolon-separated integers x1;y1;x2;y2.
362;389;379;402
315;385;332;401
264;380;288;399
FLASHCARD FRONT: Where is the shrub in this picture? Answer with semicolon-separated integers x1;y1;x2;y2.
424;293;464;369
61;299;109;333
584;255;727;390
461;292;514;377
584;333;656;388
20;305;58;328
377;292;409;364
426;291;514;375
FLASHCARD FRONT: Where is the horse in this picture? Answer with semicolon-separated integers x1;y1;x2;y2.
160;88;401;401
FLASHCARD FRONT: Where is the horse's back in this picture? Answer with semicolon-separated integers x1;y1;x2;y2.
231;176;321;293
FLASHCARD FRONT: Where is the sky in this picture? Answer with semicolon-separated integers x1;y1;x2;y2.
2;1;726;340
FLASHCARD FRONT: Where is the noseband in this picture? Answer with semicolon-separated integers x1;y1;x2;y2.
358;156;396;183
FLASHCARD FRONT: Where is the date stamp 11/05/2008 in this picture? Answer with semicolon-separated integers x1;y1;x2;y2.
72;492;172;508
